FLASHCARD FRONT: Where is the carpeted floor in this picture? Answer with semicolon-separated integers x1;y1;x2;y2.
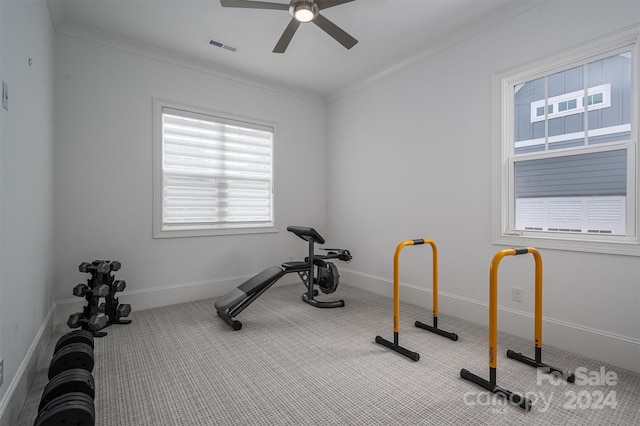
19;283;640;425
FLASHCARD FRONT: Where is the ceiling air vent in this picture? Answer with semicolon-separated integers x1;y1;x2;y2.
207;38;238;52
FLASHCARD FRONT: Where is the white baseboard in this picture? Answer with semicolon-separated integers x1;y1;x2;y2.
0;306;54;426
341;269;640;374
54;273;300;325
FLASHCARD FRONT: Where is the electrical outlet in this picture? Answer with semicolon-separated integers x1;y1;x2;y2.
512;287;523;303
0;358;4;387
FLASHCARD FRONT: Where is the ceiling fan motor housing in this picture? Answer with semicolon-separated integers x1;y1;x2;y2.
290;0;319;22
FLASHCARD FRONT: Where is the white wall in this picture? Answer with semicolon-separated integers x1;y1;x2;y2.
52;34;328;320
326;0;640;372
0;1;55;424
1;2;639;424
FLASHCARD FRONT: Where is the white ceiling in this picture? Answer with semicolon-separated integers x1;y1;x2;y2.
47;0;544;99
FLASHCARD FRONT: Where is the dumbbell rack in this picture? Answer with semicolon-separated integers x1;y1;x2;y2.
67;260;132;337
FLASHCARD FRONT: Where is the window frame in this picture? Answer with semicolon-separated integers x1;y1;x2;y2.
153;98;277;238
492;28;640;256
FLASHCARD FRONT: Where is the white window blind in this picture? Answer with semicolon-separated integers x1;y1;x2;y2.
160;107;274;233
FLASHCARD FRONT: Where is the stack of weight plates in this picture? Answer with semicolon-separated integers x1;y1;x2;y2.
33;330;96;426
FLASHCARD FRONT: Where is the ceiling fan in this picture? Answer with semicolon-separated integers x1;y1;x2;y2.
220;0;358;53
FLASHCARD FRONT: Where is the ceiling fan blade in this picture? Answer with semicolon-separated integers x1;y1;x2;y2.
273;18;301;53
316;0;355;10
220;0;289;10
313;13;358;50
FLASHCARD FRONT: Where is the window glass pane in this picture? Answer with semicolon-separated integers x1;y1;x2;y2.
549;65;583;97
514;149;627;235
587;51;632;145
548;65;584;147
548;114;585;149
514;77;545;154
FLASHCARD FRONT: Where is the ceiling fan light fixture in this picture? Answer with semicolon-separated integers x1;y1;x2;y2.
290;1;318;23
294;7;314;22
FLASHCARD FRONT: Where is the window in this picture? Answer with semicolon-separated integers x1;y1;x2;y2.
153;100;275;238
493;29;639;256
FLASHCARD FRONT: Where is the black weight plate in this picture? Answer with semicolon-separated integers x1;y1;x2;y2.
39;369;95;411
55;330;94;353
48;343;94;380
37;392;94;416
34;399;95;426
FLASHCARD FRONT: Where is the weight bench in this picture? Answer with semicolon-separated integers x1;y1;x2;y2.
214;226;352;330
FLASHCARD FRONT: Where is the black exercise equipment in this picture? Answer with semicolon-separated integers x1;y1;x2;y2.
68;260;132;337
54;330;94;353
215;226;352;330
48;343;94;380
36;329;99;425
34;392;95;426
67;312;108;335
38;369;95;411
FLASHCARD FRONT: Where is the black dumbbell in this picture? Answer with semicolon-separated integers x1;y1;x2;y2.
96;262;111;274
115;304;132;320
73;284;88;297
67;313;83;329
78;262;92;273
54;330;94;353
88;313;107;332
38;369;95;411
110;260;121;271
73;284;107;298
34;392;95;426
113;280;126;292
48;343;94;380
93;284;109;298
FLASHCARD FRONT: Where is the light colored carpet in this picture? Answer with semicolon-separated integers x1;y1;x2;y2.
19;283;640;425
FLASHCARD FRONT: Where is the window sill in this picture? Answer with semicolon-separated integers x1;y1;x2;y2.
154;225;278;239
493;232;640;257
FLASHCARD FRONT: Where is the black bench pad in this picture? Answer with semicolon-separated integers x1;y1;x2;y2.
286;226;325;244
214;266;284;311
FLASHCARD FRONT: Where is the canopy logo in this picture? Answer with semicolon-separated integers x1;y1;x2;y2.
463;366;619;413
